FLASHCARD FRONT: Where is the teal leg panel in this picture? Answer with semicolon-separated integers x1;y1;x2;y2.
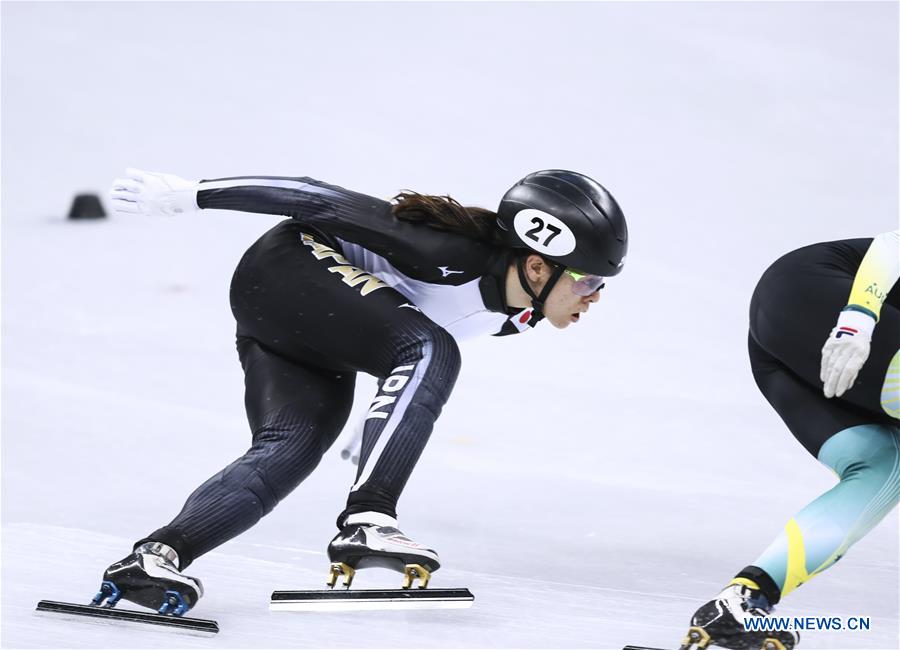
752;423;900;597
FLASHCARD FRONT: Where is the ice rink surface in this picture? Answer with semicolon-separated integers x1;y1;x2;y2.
2;2;898;648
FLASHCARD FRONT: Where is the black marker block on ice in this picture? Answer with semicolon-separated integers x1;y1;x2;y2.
67;193;106;220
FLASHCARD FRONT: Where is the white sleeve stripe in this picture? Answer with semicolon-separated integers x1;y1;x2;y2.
199;177;342;200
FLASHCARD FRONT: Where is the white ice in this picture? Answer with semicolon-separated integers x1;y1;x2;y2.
2;2;898;649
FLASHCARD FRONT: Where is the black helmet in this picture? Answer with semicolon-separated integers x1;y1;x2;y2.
497;170;628;277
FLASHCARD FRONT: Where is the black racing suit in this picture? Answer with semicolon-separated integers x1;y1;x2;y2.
748;238;900;457
137;176;538;569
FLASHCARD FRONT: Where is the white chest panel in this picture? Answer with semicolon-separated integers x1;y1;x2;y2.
338;240;507;341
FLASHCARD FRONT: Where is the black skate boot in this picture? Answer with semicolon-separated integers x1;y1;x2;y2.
327;512;440;589
681;584;798;650
93;542;203;616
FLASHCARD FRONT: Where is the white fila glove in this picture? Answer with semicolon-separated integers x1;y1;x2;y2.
820;309;876;398
109;168;199;216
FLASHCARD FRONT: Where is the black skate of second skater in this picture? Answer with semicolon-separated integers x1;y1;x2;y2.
622;584;798;650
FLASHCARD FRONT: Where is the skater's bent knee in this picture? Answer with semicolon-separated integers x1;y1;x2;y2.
243;468;281;515
413;323;460;367
818;424;900;511
398;324;461;377
428;327;461;370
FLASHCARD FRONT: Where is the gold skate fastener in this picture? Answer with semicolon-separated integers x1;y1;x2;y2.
401;564;431;589
679;626;711;650
761;639;787;650
326;562;355;589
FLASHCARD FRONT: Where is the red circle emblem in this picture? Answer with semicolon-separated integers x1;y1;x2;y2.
519;310;532;324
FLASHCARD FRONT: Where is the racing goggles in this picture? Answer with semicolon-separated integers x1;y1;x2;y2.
564;268;606;296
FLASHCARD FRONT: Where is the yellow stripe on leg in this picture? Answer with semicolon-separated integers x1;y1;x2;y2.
781;518;810;597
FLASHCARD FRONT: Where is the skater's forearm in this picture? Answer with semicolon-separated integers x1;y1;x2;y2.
846;229;900;321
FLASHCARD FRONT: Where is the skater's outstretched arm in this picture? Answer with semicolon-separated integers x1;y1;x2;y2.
109;168;383;220
108;168;499;284
820;229;900;398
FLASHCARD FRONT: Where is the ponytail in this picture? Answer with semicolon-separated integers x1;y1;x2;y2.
391;191;504;246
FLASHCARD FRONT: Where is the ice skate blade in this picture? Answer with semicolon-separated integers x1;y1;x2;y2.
761;640;787;650
402;563;431;589
679;626;711;650
270;588;473;612
35;600;218;634
326;562;355;589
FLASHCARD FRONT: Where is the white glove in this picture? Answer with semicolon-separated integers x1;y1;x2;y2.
109;168;199;216
820;309;876;398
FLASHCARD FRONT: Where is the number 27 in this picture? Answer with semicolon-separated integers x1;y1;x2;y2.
524;217;561;246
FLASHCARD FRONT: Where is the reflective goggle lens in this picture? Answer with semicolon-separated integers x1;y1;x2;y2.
565;268;606;296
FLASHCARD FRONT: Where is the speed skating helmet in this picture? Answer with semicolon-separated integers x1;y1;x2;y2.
497;169;628;277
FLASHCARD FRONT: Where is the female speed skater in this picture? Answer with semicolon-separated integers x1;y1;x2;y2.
682;231;900;650
94;168;628;615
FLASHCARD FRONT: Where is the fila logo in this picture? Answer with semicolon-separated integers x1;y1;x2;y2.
836;327;858;339
438;266;464;277
366;365;415;420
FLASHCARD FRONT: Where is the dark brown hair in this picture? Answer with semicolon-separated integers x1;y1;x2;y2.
391;191;505;246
